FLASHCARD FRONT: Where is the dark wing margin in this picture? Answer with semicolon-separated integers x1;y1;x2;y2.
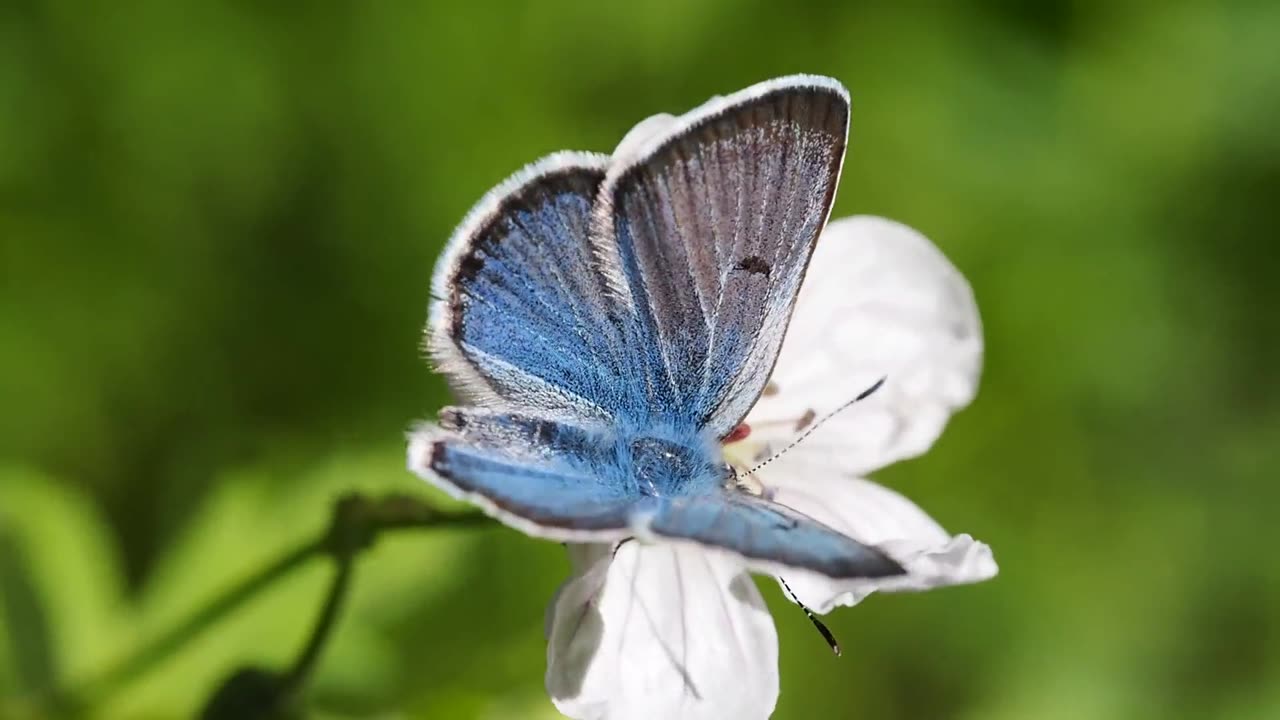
591;75;851;436
429;151;638;420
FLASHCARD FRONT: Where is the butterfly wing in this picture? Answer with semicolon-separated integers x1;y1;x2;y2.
593;75;850;435
646;491;904;579
429;152;637;421
410;408;904;572
409;409;640;540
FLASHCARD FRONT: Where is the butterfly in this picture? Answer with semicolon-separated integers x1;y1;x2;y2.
408;75;905;580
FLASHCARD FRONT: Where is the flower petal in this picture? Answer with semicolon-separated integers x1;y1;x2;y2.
612;89;735;161
546;542;778;720
613;113;678;161
758;455;996;614
746;216;982;475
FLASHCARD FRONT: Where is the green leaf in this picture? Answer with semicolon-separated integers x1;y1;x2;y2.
0;525;59;697
0;466;132;710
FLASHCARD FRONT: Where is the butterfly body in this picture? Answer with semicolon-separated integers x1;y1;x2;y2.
622;429;728;498
411;76;907;580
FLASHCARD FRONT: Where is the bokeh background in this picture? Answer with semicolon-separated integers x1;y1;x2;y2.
3;1;1278;718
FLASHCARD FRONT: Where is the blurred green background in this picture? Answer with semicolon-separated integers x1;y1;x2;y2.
2;0;1278;718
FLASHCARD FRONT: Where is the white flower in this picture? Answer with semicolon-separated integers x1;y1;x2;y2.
544;214;997;720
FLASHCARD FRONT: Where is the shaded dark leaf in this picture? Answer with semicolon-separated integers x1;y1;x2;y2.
199;666;300;720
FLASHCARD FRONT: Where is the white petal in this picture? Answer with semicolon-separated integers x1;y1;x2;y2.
746;216;983;475
612;113;678;161
546;542;779;720
612;89;734;161
759;455;997;614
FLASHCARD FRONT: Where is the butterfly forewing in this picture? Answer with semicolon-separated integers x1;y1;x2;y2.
430;152;630;419
594;77;850;435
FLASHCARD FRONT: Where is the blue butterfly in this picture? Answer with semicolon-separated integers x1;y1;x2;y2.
409;75;904;580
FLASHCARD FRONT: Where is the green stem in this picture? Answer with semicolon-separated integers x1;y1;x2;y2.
280;553;356;698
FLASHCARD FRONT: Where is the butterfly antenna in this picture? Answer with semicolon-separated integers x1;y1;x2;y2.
780;577;840;656
747;376;886;475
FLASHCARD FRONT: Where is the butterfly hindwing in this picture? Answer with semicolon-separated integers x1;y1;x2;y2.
647;491;903;579
416;409;903;578
411;410;639;539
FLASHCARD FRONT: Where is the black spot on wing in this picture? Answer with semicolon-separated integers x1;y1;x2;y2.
428;440;448;472
535;421;557;446
735;255;771;277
